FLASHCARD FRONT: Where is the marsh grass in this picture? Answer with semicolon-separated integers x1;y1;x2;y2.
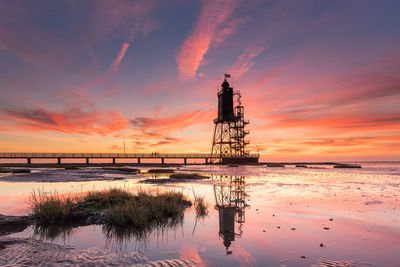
80;188;132;211
29;188;190;229
105;191;188;228
29;190;75;225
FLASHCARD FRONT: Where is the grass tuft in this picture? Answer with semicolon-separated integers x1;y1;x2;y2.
29;188;190;229
29;190;75;225
105;191;188;228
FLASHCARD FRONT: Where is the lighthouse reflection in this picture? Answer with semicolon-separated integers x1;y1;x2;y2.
213;175;249;255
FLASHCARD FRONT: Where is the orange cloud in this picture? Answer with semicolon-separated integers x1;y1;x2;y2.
176;0;240;79
127;109;213;149
1;106;129;136
130;109;213;134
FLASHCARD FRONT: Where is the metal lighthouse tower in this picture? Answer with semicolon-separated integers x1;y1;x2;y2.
210;74;258;164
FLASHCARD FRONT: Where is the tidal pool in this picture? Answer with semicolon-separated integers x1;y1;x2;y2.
0;163;399;266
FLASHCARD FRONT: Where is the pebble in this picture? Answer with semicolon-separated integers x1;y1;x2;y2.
300;256;306;259
277;226;280;229
263;230;266;232
291;228;296;230
320;243;324;247
329;218;333;221
323;227;330;230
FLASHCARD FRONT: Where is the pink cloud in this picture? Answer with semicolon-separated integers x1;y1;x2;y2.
176;0;240;79
110;42;130;74
229;46;264;78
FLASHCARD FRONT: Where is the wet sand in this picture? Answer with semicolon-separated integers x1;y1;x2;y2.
0;163;399;266
0;237;199;266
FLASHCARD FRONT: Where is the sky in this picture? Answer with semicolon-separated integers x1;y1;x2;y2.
0;0;399;161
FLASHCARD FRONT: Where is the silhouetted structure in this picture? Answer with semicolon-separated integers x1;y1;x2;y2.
214;175;249;254
211;75;258;163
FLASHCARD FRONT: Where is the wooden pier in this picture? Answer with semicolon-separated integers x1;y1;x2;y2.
0;153;259;165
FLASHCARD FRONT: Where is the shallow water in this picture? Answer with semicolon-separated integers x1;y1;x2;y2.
1;163;399;266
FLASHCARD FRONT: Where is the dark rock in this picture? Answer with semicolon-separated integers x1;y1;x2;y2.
329;218;333;221
320;243;324;247
0;214;32;235
300;256;306;259
323;227;330;230
277;226;280;229
291;228;296;230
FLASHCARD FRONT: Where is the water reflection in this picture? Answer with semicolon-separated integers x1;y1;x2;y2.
103;215;184;251
32;215;185;251
214;175;249;255
33;224;77;242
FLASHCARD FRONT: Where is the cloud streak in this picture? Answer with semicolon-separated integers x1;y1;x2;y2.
111;42;130;74
176;0;240;79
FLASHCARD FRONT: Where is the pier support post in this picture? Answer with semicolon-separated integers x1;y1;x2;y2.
138;158;141;164
57;158;61;165
161;158;164;165
184;158;187;165
205;158;208;165
86;158;89;164
112;158;116;164
27;158;31;164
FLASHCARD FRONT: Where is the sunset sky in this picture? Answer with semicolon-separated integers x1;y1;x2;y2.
0;0;399;161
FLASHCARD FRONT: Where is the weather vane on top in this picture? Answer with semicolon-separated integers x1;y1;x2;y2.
224;73;231;79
